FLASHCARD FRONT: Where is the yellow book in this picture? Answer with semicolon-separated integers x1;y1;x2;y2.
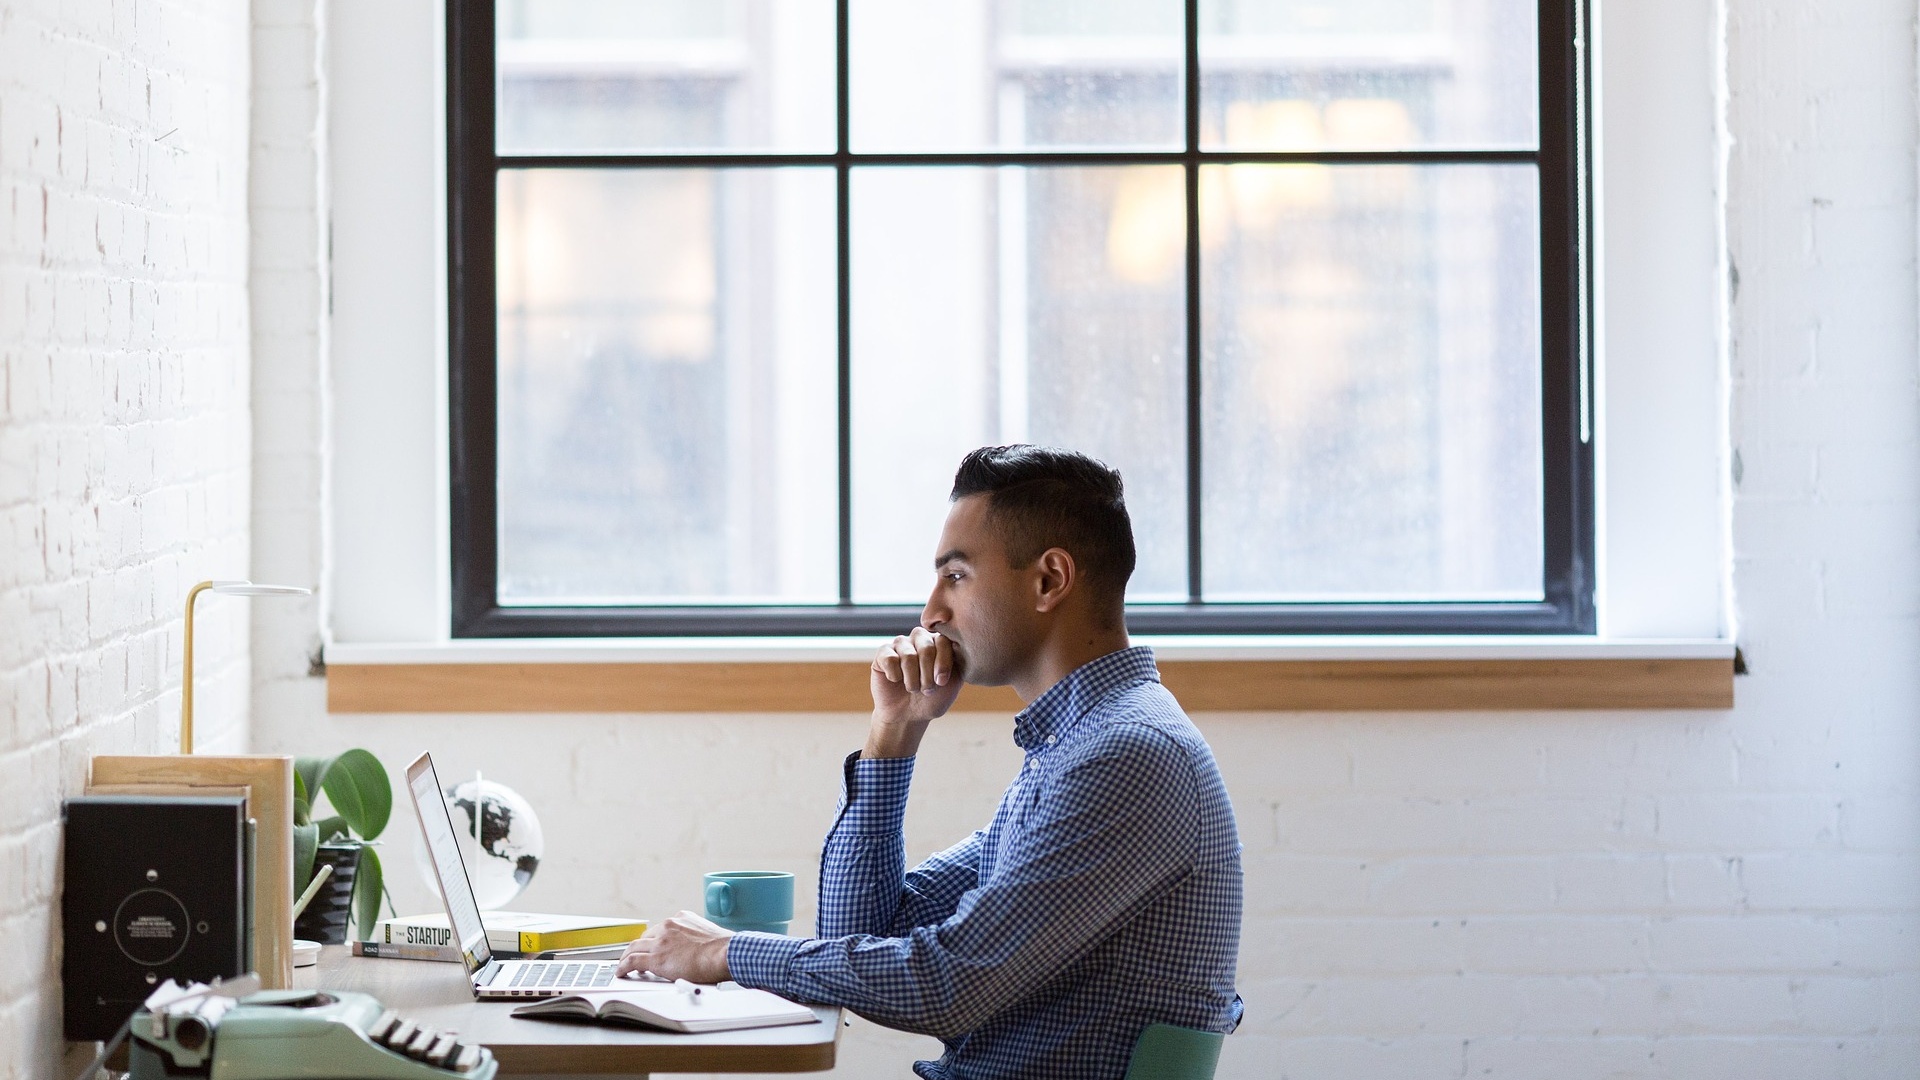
512;919;649;954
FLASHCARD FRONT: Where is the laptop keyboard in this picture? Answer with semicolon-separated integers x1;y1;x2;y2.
509;962;618;990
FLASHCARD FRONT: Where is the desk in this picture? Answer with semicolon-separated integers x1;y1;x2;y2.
300;947;840;1076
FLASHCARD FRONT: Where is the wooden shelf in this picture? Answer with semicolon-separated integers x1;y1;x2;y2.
327;656;1732;713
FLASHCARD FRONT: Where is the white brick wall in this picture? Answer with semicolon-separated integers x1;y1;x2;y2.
249;0;1920;1077
0;0;252;1074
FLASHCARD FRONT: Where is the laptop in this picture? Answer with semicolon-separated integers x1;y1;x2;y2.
405;751;627;999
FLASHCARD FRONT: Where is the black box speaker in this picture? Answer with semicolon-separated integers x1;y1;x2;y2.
62;795;249;1040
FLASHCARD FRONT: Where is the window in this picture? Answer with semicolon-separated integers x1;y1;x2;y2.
448;0;1593;637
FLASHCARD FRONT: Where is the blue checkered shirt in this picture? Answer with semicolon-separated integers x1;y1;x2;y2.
728;646;1243;1079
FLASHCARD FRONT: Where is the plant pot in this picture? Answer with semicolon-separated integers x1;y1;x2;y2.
294;843;362;945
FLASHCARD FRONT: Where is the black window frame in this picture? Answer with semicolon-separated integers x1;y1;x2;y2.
449;0;1596;638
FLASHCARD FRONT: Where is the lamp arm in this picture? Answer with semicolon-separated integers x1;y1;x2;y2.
181;580;214;754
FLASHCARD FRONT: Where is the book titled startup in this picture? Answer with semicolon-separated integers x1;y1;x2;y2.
399;923;454;947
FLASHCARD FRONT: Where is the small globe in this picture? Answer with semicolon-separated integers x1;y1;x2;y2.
415;776;544;911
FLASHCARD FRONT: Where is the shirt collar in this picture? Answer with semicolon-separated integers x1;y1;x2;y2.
1012;645;1159;752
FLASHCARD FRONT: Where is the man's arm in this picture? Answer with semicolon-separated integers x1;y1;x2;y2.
815;753;984;938
619;629;971;981
617;756;986;983
729;725;1201;1038
819;627;975;935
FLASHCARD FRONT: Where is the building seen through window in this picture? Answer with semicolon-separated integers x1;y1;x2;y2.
483;0;1562;621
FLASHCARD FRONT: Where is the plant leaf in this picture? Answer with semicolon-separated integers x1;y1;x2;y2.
313;815;348;844
353;847;384;941
319;749;392;841
293;822;319;900
294;756;333;824
292;770;312;827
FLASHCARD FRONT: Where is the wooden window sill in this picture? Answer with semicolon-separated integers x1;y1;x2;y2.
324;639;1734;713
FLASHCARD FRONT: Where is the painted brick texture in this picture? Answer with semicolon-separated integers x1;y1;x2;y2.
0;0;251;1076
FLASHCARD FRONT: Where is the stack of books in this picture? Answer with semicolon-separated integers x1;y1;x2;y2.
353;911;647;961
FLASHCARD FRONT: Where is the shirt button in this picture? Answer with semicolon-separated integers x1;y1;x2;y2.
1046;735;1057;745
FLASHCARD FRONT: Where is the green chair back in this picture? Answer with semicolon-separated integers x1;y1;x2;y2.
1124;1023;1225;1080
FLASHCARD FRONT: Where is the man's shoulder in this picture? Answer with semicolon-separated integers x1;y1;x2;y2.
1094;676;1197;734
1068;681;1206;767
1045;684;1220;828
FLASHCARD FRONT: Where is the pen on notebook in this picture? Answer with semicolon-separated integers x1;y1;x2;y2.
674;979;703;1002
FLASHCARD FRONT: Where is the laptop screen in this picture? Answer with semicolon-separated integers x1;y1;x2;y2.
406;753;493;972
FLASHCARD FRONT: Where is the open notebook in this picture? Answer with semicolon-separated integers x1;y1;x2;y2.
511;985;817;1034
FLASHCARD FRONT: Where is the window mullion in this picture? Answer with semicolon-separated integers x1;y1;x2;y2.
835;0;853;605
1184;0;1203;604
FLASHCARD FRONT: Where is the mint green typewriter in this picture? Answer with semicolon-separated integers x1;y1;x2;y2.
128;987;498;1080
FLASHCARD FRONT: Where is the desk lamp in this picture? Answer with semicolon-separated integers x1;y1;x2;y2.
181;580;311;753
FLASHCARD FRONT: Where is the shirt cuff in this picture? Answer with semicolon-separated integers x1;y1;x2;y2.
838;751;915;835
726;931;807;994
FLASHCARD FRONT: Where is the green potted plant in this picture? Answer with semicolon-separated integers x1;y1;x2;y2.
292;749;393;944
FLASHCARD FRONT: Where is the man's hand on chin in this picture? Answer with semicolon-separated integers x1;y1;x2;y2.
616;911;733;983
867;627;964;759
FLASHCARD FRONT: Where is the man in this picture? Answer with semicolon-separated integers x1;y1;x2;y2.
620;444;1243;1078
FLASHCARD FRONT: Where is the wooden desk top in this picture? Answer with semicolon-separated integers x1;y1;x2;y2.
300;947;840;1075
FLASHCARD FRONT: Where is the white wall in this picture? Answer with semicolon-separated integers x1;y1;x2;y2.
1596;0;1732;640
324;0;444;644
0;0;254;1075
248;0;329;726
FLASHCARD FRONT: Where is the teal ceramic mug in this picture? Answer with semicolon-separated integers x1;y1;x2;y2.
703;871;794;935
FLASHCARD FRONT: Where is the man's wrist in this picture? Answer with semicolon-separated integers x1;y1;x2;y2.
863;716;929;759
726;931;807;992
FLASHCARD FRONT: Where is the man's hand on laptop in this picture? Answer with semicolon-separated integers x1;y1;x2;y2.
867;627;963;758
616;911;732;983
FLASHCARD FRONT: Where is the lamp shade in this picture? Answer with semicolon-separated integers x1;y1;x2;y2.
206;581;312;597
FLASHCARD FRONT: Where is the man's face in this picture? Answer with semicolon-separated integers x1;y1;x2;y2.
921;495;1042;687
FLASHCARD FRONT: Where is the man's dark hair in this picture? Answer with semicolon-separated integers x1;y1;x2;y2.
950;445;1136;612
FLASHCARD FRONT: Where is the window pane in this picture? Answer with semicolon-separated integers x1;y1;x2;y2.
497;168;838;604
1201;163;1543;600
496;0;836;153
1199;0;1537;151
850;166;1188;604
850;0;1182;151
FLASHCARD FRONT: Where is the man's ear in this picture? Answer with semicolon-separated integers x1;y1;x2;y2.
1032;548;1075;612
